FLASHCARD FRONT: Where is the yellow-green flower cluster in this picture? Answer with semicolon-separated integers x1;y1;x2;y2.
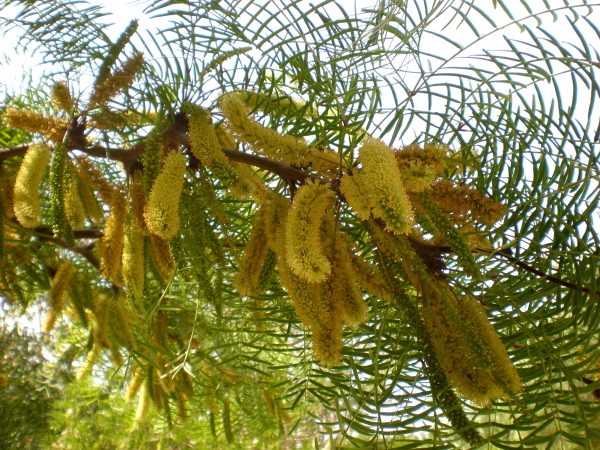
64;165;85;228
219;92;312;166
51;81;74;113
4;108;67;142
183;102;238;184
234;210;270;297
339;170;371;221
422;280;521;406
123;208;145;293
419;189;479;279
359;137;414;234
43;260;75;333
89;52;145;108
144;151;187;240
285;180;335;283
49;143;76;247
14;144;52;228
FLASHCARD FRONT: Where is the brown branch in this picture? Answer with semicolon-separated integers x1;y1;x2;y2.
39;237;100;270
485;248;600;297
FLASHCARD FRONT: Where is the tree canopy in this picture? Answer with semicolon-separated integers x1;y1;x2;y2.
0;0;600;448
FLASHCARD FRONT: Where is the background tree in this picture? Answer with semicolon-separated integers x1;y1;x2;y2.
1;0;600;449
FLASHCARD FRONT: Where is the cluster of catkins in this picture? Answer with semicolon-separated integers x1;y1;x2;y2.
2;53;521;434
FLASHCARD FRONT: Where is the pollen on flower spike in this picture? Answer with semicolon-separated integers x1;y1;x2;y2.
144;151;187;239
285;180;335;283
358;137;414;234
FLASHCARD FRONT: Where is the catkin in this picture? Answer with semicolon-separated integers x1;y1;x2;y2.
285;180;335;283
144;151;187;239
123;207;145;293
51;81;74;113
183;102;238;183
234;210;270;296
49;143;76;247
89;52;144;108
64;165;85;228
359;137;414;234
339;171;371;221
4;108;67;142
43;260;75;333
14;144;52;228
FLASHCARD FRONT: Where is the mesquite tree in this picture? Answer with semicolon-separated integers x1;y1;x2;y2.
1;1;600;448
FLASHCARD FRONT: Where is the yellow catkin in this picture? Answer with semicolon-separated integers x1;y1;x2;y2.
112;295;136;350
234;210;270;296
123;207;145;293
144;151;187;239
394;143;450;176
148;234;175;281
285;180;335;283
99;195;126;286
135;379;151;422
398;160;437;193
229;162;268;202
126;366;145;401
89;52;145;108
339;171;371;221
176;394;189;425
263;192;290;251
92;294;112;349
349;253;391;302
43;261;75;333
51;81;75;113
430;179;508;227
185;105;231;169
75;156;126;284
0;170;16;220
76;345;101;382
219;92;312;166
64;169;85;228
4;108;67;142
13;144;52;228
215;125;237;149
130;173;147;235
359;137;414;234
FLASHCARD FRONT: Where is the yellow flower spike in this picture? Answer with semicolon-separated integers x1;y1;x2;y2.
457;294;522;397
89;52;145;108
51;81;74;113
135;379;151;422
183;102;238;183
126;366;145;401
64;168;85;228
395;143;450;176
43;260;75;334
234;210;270;297
0;169;16;220
263;192;290;251
219;92;312;166
349;253;392;303
312;322;343;367
148;234;175;281
92;294;112;349
398;160;437;193
215;124;237;149
76;345;101;382
14;143;52;228
229;162;268;201
4;108;67;142
112;296;136;351
99;194;126;286
359;137;414;234
130;173;147;234
123;207;145;293
285;180;335;283
339;170;371;221
144;151;187;239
